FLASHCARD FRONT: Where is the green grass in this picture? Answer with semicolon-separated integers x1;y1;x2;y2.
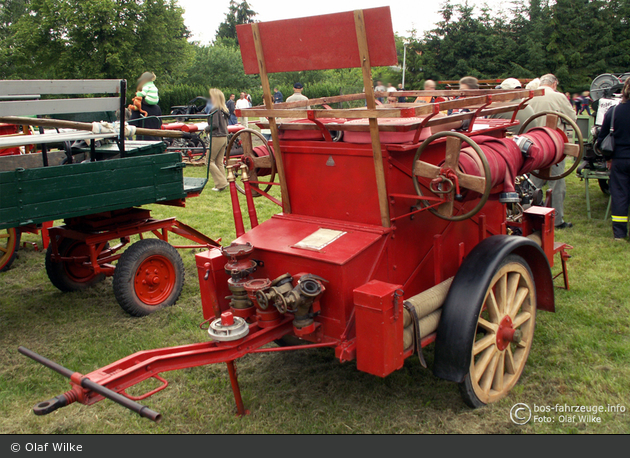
1;166;629;434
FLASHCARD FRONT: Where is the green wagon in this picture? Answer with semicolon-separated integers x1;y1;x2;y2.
0;80;217;316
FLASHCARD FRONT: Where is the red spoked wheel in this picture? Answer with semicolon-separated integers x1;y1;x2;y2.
0;227;21;273
113;239;184;317
45;238;106;292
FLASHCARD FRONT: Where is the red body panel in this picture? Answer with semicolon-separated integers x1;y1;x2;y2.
236;7;397;74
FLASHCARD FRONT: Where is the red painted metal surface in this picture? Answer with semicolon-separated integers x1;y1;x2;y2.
237;7;397;74
354;281;404;377
133;255;177;306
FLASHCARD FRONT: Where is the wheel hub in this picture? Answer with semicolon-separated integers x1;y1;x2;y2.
134;255;176;306
496;315;522;351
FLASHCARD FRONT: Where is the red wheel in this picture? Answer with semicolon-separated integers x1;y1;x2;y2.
133;254;177;306
45;238;106;292
0;227;21;272
113;239;184;316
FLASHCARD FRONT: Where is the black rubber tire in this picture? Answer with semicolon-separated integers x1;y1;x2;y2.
45;238;106;292
0;228;21;272
113;239;184;317
458;254;537;408
598;179;610;196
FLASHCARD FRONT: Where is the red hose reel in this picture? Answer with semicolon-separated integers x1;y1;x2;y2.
413;111;584;221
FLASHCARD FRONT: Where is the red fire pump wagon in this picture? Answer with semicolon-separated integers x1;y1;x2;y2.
20;7;582;421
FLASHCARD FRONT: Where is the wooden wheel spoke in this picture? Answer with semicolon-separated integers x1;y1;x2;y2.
251;156;272;169
505;346;516;374
474;345;498;382
480;352;500;393
437;200;454;218
473;333;496;355
457;172;486;194
509;287;530;319
0;246;7;253
516;339;529;349
564;143;580;158
413;160;441;179
513;311;531;329
444;136;462;170
486;290;500;322
477;316;498;333
492;352;505;392
0;233;10;239
495;274;507;315
506;272;520;311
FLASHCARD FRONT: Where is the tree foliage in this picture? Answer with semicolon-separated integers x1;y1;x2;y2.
215;0;257;43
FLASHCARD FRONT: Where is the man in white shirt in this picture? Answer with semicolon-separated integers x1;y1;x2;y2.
285;82;310;109
374;80;386;103
528;73;578;229
235;92;251;127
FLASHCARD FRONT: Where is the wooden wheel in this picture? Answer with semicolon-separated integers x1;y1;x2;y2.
0;227;21;272
459;255;536;407
413;131;492;221
225;128;277;196
518;111;584;181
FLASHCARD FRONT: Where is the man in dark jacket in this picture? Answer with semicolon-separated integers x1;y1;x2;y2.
273;87;284;104
225;94;237;125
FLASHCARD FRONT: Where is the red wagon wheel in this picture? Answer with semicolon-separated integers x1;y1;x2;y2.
224;128;277;196
45;238;106;291
413;131;492;222
518;111;584;181
113;239;184;317
0;227;21;272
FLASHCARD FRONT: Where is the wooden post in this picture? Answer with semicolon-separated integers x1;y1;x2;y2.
354;10;391;228
251;23;292;214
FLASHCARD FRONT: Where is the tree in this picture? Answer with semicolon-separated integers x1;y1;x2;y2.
2;0;192;84
215;0;257;44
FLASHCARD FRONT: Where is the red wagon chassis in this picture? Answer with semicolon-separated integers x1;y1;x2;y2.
21;7;582;421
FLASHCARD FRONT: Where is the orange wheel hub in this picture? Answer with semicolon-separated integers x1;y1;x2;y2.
133;255;176;306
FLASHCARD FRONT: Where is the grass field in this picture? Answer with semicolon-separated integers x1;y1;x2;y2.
1;165;629;434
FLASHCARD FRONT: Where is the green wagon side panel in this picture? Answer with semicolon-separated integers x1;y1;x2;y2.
0;153;186;229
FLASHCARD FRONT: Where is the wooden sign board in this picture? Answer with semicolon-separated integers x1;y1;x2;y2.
237;6;397;74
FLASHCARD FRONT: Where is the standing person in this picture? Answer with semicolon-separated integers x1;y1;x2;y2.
448;76;478;115
129;72;162;140
488;78;537;134
597;78;630;240
205;88;230;192
273;87;284;104
579;91;592;116
286;82;310;109
226;94;237;125
235;92;251;127
528;73;577;229
415;79;437;103
386;82;398;103
397;83;406;103
374;80;386;103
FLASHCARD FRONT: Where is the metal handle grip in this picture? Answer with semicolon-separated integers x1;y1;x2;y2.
18;346;162;422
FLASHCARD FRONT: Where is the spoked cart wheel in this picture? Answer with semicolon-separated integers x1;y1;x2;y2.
225;128;277;196
518;111;584;180
0;227;21;272
113;239;184;317
45;238;106;291
413;131;493;221
459;255;537;407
